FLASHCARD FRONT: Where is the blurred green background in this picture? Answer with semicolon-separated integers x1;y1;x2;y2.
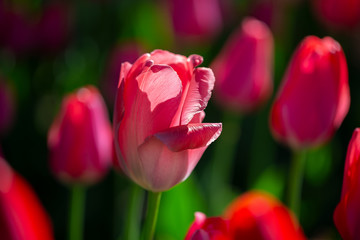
0;0;359;239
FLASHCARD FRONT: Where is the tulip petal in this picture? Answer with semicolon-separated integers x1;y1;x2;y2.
113;62;132;126
137;136;190;191
137;123;221;191
181;68;215;124
150;49;192;85
154;123;222;152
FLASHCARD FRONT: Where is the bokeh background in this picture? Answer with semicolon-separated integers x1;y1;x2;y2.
1;0;359;239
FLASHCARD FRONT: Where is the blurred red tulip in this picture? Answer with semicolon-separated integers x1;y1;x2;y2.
185;212;230;240
313;0;360;29
0;80;15;135
212;17;273;113
270;36;350;149
0;158;54;240
168;0;222;39
102;43;143;106
113;49;222;192
224;191;306;240
48;86;112;185
334;128;360;240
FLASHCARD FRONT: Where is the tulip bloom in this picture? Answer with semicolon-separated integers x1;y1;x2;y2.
113;49;222;192
224;191;306;240
0;158;54;240
185;191;305;240
270;36;350;149
185;212;230;240
48;86;112;184
334;128;360;240
212;17;273;112
313;0;360;29
168;0;222;39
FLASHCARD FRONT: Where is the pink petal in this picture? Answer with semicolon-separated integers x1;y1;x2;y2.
121;64;182;145
137;136;190;191
180;68;215;124
113;62;132;126
154;123;222;152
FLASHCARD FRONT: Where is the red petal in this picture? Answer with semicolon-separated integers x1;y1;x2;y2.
154;123;222;152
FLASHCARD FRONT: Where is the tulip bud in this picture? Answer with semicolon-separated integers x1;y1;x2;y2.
113;49;222;192
212;17;273;113
0;158;54;240
312;0;360;29
167;0;222;39
224;191;306;240
334;128;360;240
270;36;350;149
48;86;112;185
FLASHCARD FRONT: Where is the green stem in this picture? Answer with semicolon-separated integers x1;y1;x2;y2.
69;185;86;240
287;150;307;217
121;183;144;240
142;191;162;240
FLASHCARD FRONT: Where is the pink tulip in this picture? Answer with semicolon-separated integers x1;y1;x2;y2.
313;0;360;29
212;17;273;113
185;212;230;240
0;158;54;240
270;36;350;149
113;49;222;192
224;191;306;240
48;86;112;185
334;128;360;240
168;0;222;39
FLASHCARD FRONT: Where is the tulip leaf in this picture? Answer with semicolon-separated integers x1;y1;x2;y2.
156;175;206;240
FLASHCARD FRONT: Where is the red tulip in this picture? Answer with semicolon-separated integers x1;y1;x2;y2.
168;0;222;39
270;36;350;149
212;17;273;113
185;212;230;240
48;86;112;185
0;158;54;240
334;128;360;240
313;0;360;29
224;191;306;240
113;49;222;192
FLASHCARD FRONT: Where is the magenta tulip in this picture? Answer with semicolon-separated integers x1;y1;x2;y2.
270;36;350;149
334;128;360;240
168;0;222;39
0;80;15;135
35;2;70;55
102;43;142;106
48;86;112;184
0;158;54;240
113;49;222;192
212;17;273;113
313;0;360;29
